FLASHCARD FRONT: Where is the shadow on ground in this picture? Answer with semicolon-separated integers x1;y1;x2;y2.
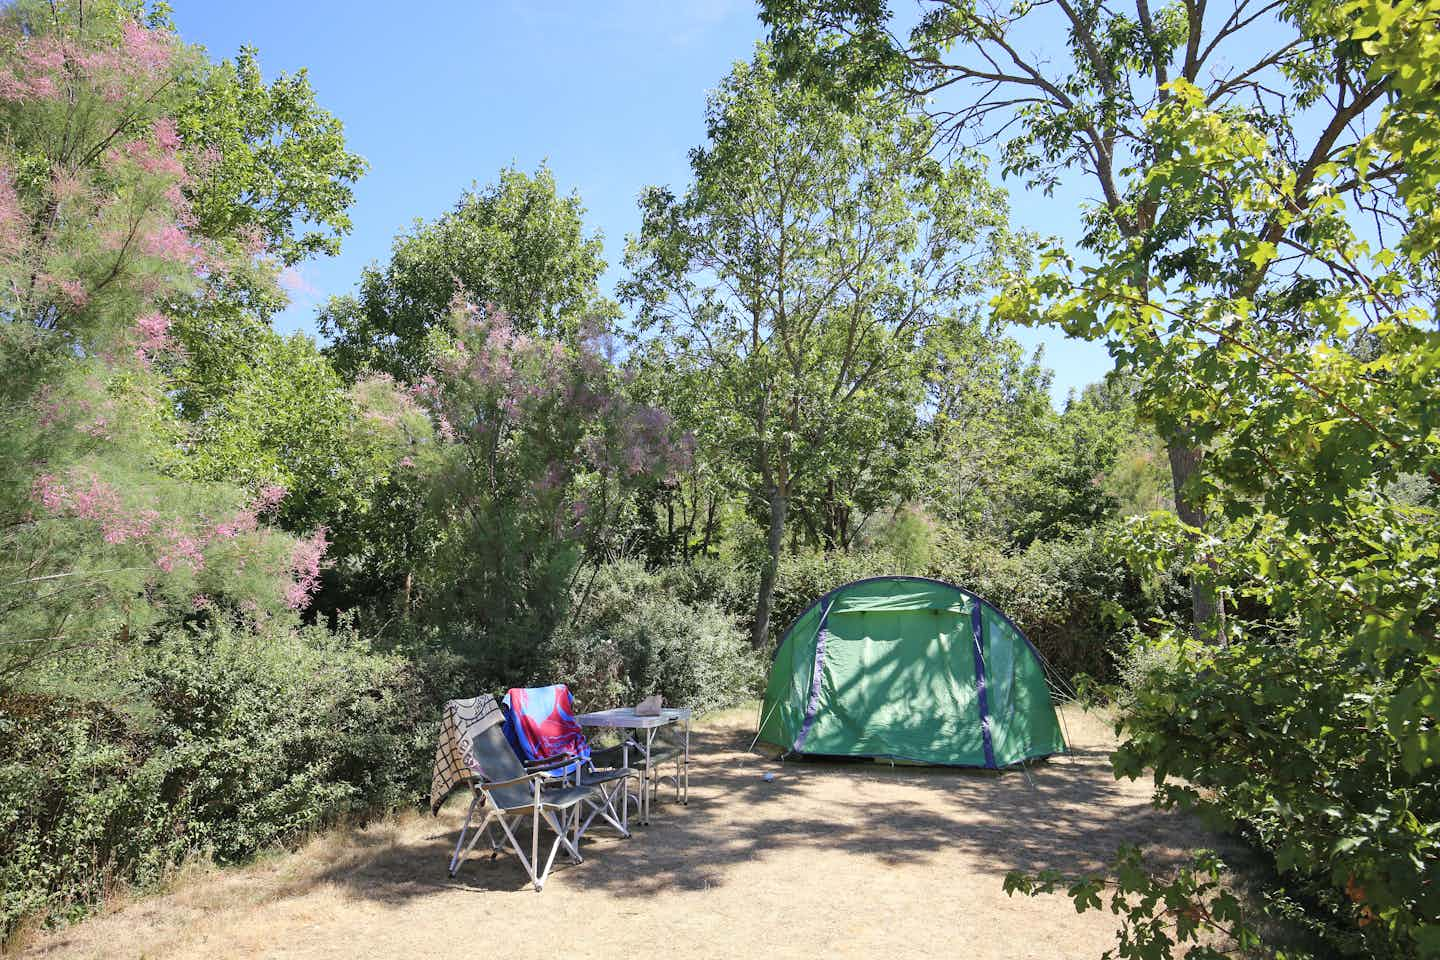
273;712;1189;906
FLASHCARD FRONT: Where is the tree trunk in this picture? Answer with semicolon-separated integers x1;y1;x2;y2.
1167;442;1227;645
700;495;716;558
750;487;788;650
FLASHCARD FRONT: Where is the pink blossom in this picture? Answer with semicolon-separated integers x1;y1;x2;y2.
284;528;329;610
398;456;415;468
16;37;67;72
134;311;171;364
0;69;27;102
117;136;185;178
31;471;158;544
166;532;205;571
120;21;172;72
213;508;259;539
140;223;198;262
26;74;56;99
32;474;64;511
151;116;180;151
255;484;287;512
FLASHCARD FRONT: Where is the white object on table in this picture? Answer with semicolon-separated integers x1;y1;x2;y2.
576;706;691;825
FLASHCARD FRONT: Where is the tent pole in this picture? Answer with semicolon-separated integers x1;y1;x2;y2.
747;697;783;754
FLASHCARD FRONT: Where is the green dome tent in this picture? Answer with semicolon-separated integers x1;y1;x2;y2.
756;576;1066;768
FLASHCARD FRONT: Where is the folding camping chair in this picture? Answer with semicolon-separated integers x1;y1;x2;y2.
502;684;638;840
448;720;602;891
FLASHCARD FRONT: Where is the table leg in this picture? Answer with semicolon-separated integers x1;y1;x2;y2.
683;716;690;805
644;726;655;825
620;739;630;835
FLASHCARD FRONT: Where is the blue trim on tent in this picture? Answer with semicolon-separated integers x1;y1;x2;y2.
794;597;832;751
970;602;996;769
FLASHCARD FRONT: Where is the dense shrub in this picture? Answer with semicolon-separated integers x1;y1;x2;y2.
545;560;760;714
0;621;433;940
930;525;1188;682
1112;636;1439;958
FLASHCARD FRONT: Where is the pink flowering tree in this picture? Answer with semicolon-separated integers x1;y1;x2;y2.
412;301;689;656
0;8;336;683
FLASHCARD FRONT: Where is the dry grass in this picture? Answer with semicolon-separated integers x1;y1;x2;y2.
14;705;1230;960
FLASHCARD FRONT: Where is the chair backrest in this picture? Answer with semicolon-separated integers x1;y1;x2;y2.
502;684;590;776
469;721;537;809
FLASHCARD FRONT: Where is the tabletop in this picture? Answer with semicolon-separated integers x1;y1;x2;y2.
576;706;692;729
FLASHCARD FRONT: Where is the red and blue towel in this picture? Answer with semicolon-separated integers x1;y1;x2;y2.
501;684;590;777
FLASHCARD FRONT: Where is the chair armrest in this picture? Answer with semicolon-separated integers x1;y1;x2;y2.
479;772;544;791
525;753;576;771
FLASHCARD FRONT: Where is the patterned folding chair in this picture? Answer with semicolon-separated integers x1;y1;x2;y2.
502;684;637;839
430;694;600;891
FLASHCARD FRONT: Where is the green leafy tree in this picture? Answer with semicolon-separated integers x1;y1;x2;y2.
319;165;616;382
925;317;1056;540
995;1;1440;953
410;303;688;674
177;44;367;270
766;0;1440;952
760;0;1415;642
0;6;330;684
621;45;1017;647
1010;377;1159;546
173;324;410;539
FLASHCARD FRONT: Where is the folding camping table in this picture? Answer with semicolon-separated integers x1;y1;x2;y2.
576;706;691;825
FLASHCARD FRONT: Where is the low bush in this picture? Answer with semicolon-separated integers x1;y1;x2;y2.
1112;635;1439;958
931;524;1188;683
0;620;433;941
546;560;760;714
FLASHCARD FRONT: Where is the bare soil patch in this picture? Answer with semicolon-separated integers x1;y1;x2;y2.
16;706;1225;960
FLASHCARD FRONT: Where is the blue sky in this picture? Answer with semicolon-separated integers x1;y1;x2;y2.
176;0;1113;407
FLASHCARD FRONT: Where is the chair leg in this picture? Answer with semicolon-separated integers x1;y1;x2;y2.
578;778;632;840
532;807;583;891
448;794;483;877
553;807;583;863
531;798;540;888
494;810;540;888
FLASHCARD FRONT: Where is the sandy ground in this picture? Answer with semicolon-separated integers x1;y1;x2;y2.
16;706;1227;960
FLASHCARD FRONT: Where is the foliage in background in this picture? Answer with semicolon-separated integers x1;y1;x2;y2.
0;3;339;682
622;44;1021;648
544;560;759;715
319;164;615;383
406;303;690;675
